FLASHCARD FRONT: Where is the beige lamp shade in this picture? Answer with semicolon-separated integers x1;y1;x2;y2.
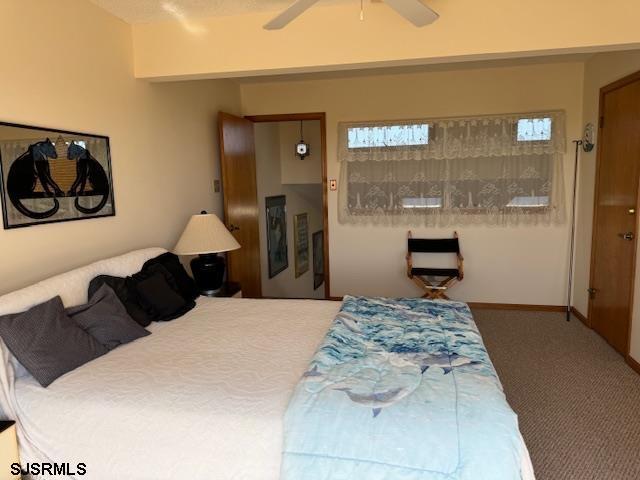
174;213;241;255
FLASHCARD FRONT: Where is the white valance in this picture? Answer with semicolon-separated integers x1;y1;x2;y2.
337;111;566;227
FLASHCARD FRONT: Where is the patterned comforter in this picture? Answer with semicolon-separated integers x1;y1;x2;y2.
282;296;527;480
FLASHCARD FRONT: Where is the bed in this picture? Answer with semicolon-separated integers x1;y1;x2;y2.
0;249;534;480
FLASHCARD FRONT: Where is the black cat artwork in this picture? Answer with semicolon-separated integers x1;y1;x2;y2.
67;142;110;214
0;122;115;229
6;138;63;219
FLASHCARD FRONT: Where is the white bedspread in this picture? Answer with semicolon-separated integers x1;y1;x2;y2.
15;298;339;480
14;296;534;480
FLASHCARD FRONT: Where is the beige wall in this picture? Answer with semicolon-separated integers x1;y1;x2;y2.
255;123;324;299
0;0;241;295
575;50;640;362
242;62;585;304
132;0;640;80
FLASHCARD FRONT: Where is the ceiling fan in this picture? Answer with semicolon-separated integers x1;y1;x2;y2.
264;0;439;30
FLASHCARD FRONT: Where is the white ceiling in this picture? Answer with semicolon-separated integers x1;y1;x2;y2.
90;0;351;24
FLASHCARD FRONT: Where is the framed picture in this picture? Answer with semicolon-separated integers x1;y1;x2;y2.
0;121;115;229
313;230;325;290
266;195;288;278
294;213;309;278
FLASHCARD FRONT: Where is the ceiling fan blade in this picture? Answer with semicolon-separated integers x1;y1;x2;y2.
263;0;322;30
383;0;439;27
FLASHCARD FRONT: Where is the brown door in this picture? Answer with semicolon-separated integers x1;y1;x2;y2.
218;112;262;298
589;73;640;354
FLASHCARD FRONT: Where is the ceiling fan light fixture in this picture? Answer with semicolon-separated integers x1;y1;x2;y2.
263;0;439;30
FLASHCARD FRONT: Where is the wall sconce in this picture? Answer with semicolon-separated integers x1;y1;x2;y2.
583;123;595;152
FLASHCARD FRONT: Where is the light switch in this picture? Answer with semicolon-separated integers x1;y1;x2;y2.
330;179;337;191
213;180;221;193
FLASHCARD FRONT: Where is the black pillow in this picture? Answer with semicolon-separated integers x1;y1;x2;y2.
89;275;151;327
131;263;195;320
89;264;195;324
142;252;199;301
0;297;108;387
134;273;192;320
67;284;150;350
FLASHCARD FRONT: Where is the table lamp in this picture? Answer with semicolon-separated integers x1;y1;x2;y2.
174;211;241;296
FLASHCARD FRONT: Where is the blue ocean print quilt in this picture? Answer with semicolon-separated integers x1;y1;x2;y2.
281;296;525;480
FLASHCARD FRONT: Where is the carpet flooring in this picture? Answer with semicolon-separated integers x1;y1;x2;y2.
473;309;640;480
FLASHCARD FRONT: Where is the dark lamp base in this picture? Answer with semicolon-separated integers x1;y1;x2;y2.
190;253;225;296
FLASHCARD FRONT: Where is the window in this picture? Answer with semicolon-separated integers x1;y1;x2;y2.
517;117;552;142
401;197;442;209
348;124;429;149
506;195;549;208
338;112;566;226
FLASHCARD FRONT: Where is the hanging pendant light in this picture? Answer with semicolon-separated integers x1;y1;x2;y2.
295;120;310;160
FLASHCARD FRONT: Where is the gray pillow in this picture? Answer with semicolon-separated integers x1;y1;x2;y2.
0;296;108;387
67;284;150;350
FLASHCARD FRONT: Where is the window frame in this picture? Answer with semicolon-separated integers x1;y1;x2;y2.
346;123;430;150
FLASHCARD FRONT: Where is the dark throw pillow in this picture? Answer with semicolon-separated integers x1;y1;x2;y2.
89;264;195;324
134;273;191;320
0;297;108;387
89;275;152;327
142;252;199;302
67;284;150;350
131;263;195;321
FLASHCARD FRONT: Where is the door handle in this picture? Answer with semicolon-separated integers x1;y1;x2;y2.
618;232;634;241
228;224;240;232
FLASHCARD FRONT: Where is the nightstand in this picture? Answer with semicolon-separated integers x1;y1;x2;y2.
0;421;21;479
212;282;242;298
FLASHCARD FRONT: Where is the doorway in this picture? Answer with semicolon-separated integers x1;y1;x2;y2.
588;70;640;356
218;112;330;299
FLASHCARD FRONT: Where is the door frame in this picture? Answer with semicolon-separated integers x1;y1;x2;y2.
587;69;640;361
244;112;331;299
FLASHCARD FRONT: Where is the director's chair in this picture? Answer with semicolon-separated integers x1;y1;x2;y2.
406;231;464;299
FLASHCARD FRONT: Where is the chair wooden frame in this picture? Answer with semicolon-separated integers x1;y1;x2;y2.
406;231;464;299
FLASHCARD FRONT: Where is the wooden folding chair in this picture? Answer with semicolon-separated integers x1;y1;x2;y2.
406;231;464;299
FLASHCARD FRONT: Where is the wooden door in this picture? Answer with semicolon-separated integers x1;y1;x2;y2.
218;112;262;298
589;73;640;354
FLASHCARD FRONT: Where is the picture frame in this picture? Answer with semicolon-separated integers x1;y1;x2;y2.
294;213;309;278
266;195;288;278
0;121;115;229
313;230;325;290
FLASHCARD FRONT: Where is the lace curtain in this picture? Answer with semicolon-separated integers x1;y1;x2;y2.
337;111;566;226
